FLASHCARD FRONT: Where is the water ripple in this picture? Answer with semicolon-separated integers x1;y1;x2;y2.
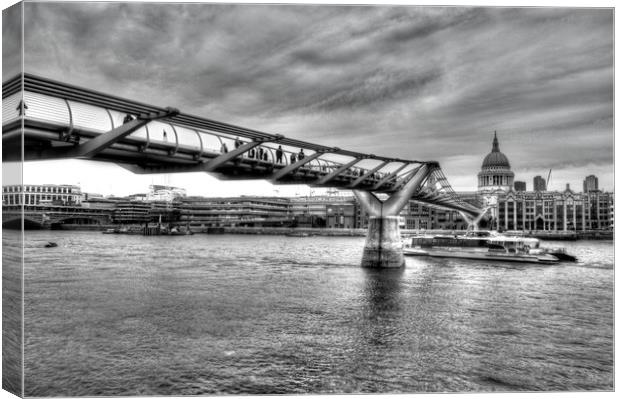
6;230;613;395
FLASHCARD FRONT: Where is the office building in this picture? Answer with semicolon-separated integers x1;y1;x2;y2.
583;175;599;193
533;176;547;191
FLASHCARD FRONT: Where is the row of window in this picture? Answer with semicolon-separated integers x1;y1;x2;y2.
3;194;79;205
479;175;513;186
3;185;77;194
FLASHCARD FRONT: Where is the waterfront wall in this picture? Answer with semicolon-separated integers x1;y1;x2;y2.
213;226;367;236
8;222;613;240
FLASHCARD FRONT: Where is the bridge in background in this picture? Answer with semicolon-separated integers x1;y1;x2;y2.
2;73;484;267
2;204;111;229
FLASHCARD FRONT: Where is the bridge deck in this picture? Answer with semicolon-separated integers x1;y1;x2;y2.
2;73;481;216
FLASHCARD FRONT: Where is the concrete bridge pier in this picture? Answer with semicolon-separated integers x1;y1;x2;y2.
360;215;404;267
354;163;434;268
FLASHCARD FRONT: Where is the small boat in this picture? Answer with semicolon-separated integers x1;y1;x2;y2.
44;242;58;248
168;226;194;236
102;228;118;234
286;232;311;237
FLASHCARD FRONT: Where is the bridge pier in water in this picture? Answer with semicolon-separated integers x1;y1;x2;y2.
354;163;434;268
360;215;404;268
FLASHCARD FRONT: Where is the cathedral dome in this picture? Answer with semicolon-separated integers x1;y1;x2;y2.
477;131;514;193
481;132;511;169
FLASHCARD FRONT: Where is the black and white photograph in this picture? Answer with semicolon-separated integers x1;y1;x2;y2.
1;0;615;396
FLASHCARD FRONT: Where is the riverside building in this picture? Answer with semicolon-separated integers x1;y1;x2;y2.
469;132;614;232
147;185;187;202
290;195;358;228
583;175;599;193
178;196;291;228
533;176;547;191
470;132;613;232
514;181;526;191
3;139;614;234
497;187;613;231
2;185;109;229
2;184;81;206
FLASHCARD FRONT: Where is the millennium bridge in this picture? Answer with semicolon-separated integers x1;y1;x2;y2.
2;73;483;267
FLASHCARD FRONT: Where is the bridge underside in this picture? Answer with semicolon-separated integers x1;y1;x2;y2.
3;73;484;267
4;118;422;194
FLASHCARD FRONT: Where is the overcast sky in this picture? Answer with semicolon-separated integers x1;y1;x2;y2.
3;2;614;196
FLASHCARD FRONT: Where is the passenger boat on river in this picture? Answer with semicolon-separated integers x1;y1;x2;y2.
403;231;576;264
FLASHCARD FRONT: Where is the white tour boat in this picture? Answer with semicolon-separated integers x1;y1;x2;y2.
403;231;574;264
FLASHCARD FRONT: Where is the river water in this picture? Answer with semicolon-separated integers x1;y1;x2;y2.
5;231;615;395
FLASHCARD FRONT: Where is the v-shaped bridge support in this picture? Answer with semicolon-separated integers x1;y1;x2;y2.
353;163;434;268
459;207;490;231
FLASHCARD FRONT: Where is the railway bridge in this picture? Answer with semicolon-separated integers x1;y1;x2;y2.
2;73;483;267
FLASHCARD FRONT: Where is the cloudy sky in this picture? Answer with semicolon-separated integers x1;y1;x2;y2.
3;2;614;196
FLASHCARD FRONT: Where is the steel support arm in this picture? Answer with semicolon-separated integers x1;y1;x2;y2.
411;197;479;218
71;107;179;158
347;161;389;189
390;165;423;191
352;190;383;217
414;190;480;215
271;152;324;181
315;158;361;185
462;206;490;228
474;207;490;224
372;163;408;191
382;163;433;216
413;190;449;202
459;211;476;230
118;163;204;174
353;164;434;217
119;137;282;174
202;140;263;172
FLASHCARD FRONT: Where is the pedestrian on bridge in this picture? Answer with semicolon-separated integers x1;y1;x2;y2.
221;142;228;153
298;149;305;161
290;153;297;163
234;137;242;149
276;145;283;163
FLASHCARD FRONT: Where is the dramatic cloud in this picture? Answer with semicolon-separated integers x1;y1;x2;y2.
18;3;614;193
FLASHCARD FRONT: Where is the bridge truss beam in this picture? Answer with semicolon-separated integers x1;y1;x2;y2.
315;158;361;185
270;151;325;181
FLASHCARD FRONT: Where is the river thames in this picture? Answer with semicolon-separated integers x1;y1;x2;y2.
5;230;614;395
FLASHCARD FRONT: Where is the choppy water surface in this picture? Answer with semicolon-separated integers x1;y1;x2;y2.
14;231;614;395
